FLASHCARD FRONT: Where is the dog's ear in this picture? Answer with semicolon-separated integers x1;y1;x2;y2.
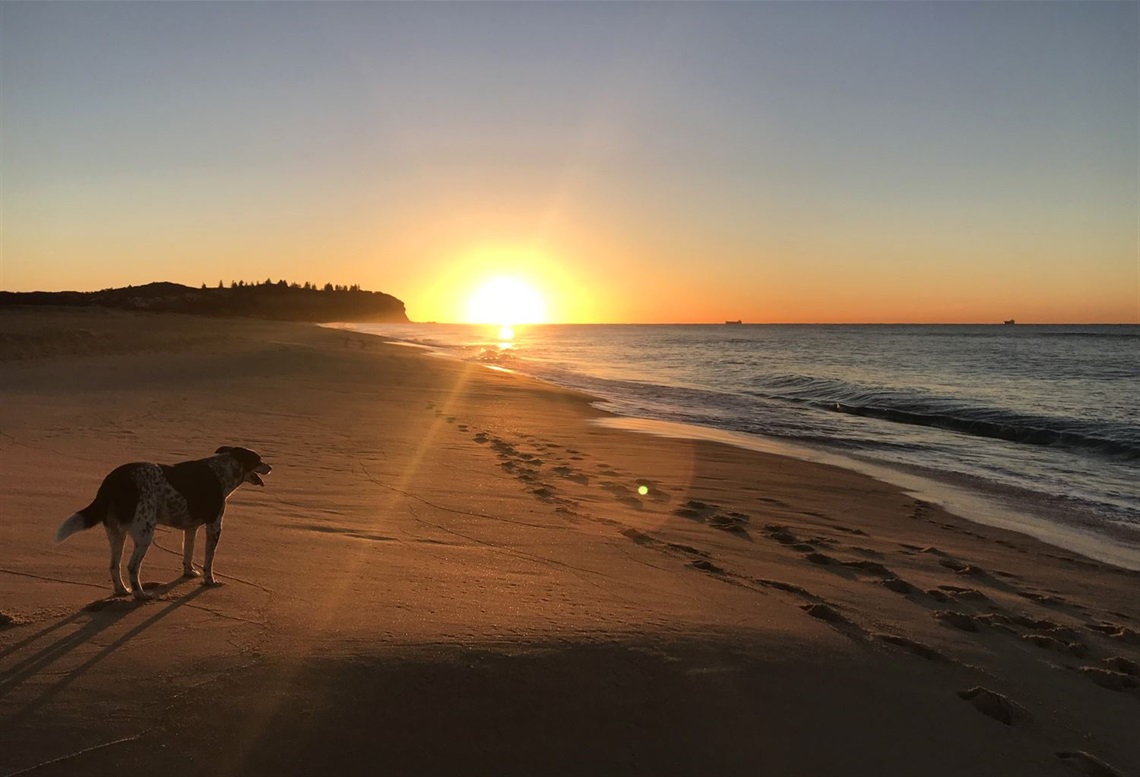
215;446;233;455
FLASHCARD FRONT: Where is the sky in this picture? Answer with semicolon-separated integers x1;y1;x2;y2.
2;2;1137;324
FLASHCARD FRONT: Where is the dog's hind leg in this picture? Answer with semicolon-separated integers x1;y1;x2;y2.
181;528;201;578
201;513;224;587
126;503;158;601
104;522;130;597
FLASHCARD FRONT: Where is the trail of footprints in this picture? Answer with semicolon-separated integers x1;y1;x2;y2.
429;402;1140;710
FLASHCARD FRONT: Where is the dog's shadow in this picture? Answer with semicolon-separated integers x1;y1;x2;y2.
0;576;207;727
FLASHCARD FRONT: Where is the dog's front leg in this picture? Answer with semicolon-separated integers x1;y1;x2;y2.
181;528;201;577
201;514;224;587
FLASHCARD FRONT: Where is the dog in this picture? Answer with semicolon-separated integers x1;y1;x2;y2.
55;446;272;600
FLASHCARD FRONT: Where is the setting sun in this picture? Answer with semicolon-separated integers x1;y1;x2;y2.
466;276;548;325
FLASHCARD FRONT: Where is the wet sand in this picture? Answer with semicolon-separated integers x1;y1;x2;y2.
1;307;1137;776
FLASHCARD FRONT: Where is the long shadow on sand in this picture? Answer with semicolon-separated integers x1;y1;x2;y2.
0;579;207;728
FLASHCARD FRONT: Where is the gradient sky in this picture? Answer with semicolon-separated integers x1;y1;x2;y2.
2;2;1137;323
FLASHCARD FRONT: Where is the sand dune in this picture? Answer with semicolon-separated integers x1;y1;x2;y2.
1;308;1137;776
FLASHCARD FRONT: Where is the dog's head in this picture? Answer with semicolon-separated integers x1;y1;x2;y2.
216;446;272;487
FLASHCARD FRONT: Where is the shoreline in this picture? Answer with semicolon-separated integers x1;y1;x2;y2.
594;416;1140;572
2;309;1138;777
334;322;1140;572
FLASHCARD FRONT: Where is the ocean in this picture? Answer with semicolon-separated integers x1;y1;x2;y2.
335;322;1140;568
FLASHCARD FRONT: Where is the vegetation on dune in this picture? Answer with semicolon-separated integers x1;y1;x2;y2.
0;280;409;323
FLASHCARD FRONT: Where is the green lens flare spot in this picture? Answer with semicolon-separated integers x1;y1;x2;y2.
637;485;649;496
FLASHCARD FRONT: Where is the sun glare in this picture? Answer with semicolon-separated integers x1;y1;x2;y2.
466;277;548;325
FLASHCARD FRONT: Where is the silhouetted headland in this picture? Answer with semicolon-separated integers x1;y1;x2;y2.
0;280;409;323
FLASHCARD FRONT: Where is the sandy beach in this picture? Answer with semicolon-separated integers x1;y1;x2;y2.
1;308;1137;777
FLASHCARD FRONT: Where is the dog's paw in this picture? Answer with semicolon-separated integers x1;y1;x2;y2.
112;588;131;597
182;568;202;578
201;577;223;588
132;590;154;601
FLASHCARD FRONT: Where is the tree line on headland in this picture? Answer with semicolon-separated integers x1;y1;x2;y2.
0;280;409;323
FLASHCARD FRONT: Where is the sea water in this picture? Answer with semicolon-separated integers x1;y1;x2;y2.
337;323;1140;565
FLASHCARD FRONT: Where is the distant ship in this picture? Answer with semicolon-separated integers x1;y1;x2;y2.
1003;319;1016;325
725;319;743;325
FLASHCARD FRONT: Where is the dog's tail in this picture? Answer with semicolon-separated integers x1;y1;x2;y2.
56;464;138;543
55;498;105;543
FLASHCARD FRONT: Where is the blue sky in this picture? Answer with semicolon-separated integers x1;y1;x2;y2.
2;2;1137;322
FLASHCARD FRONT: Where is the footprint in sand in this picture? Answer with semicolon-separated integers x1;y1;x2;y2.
958;686;1021;725
666;542;711;559
1055;751;1125;777
1102;656;1138;675
800;602;846;623
617;528;727;574
706;511;751;536
933;610;981;632
830;525;869;537
1077;666;1138;692
1016;590;1069;606
671;500;749;535
490;439;518;456
764;525;799;545
936;585;988;602
878;577;918;595
551;466;590;485
1021;633;1088;658
621;527;656;546
757;578;816;598
1085;622;1140;645
876;634;947;662
674;500;716;521
840;559;893;576
934;556;989;579
910;500;932;520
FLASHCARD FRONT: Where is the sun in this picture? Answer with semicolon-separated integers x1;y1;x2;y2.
466;276;548;326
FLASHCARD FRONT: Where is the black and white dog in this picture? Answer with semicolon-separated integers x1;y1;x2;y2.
56;446;272;600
